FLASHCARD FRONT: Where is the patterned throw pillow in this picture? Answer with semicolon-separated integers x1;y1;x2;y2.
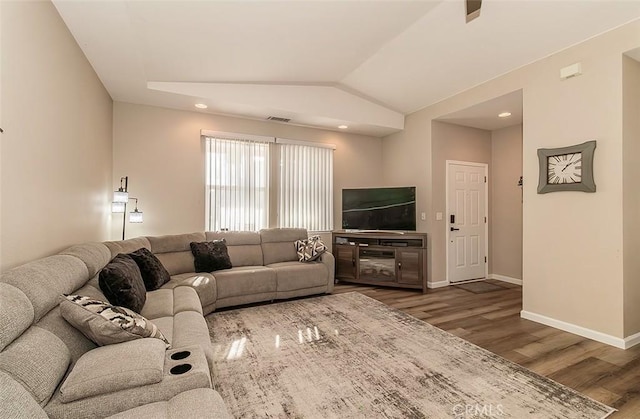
190;239;233;273
99;253;146;313
60;295;170;348
295;236;327;262
128;248;171;291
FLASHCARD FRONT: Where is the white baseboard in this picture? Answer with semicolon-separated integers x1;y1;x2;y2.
624;331;640;349
521;310;640;349
427;280;449;289
488;274;522;286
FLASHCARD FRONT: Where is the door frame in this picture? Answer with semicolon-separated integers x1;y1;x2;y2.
445;160;489;284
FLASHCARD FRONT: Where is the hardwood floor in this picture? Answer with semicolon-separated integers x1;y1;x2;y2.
333;280;640;417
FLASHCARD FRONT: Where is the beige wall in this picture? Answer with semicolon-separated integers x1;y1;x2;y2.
112;102;383;240
430;121;491;284
490;125;523;280
382;20;640;339
0;1;113;271
623;55;640;336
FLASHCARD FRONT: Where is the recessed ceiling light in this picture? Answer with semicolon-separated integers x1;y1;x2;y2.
498;112;511;118
195;103;208;109
338;125;348;129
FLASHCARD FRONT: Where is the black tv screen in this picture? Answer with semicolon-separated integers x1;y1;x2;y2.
342;187;416;231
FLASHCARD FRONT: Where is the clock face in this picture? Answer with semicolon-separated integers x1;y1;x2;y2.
547;153;582;184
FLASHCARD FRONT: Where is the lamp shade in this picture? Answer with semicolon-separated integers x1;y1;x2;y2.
111;202;126;213
129;210;143;223
113;190;129;203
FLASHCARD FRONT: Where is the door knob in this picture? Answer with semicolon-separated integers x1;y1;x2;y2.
450;227;460;231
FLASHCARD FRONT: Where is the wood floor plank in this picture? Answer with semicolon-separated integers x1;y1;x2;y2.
333;281;640;417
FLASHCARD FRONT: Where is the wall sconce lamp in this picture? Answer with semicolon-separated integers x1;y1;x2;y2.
111;176;144;240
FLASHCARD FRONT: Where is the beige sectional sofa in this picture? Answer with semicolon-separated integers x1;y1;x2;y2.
0;228;334;418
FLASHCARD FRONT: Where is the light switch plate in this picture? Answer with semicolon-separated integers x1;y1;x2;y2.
436;212;443;221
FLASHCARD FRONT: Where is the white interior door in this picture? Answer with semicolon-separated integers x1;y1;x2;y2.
447;162;487;283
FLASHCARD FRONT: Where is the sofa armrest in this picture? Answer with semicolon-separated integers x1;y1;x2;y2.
318;251;335;293
106;388;232;419
59;338;166;403
45;345;212;419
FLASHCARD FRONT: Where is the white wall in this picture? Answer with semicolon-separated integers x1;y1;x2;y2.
490;125;523;281
382;20;640;339
623;55;640;336
430;121;491;284
0;0;113;271
112;102;383;240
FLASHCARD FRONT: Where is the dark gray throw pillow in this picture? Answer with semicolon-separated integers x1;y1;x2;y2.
99;253;146;313
128;248;171;291
190;239;232;273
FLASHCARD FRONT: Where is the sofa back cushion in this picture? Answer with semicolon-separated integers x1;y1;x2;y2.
206;231;263;266
59;242;112;278
148;233;206;275
104;237;151;258
260;228;308;265
0;283;34;352
1;255;89;322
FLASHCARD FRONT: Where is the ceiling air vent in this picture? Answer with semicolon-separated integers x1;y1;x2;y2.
267;116;291;123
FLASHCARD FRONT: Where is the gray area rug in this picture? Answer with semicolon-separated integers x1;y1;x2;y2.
206;292;614;418
454;281;508;294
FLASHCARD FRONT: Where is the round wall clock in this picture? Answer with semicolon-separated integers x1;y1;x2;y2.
537;140;596;194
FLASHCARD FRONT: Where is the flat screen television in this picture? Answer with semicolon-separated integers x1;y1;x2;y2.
342;187;416;231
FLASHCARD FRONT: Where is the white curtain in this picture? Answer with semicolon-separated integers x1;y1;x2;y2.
278;142;333;231
205;136;269;231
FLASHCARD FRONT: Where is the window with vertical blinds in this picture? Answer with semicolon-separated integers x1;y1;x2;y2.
203;132;334;232
277;141;333;231
205;135;270;231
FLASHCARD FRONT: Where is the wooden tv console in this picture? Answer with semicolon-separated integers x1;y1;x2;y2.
332;230;428;293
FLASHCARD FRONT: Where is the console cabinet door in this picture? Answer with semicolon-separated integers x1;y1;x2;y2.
396;249;422;285
335;245;357;280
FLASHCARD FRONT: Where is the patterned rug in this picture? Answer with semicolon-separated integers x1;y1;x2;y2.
454;281;508;294
206;292;614;418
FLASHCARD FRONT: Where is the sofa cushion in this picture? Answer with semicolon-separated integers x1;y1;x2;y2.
295;236;327;262
141;286;203;319
99;254;146;312
105;388;232;419
260;228;307;265
154;251;196;276
129;248;171;291
206;231;263;266
268;261;329;291
60;295;170;347
161;273;216;311
213;266;276;299
0;370;48;419
190;240;232;273
104;237;151;258
59;338;166;403
0;283;34;351
0;255;89;322
59;242;112;278
0;327;70;406
148;232;206;253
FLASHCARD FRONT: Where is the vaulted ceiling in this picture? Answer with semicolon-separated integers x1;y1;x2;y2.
53;1;640;136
